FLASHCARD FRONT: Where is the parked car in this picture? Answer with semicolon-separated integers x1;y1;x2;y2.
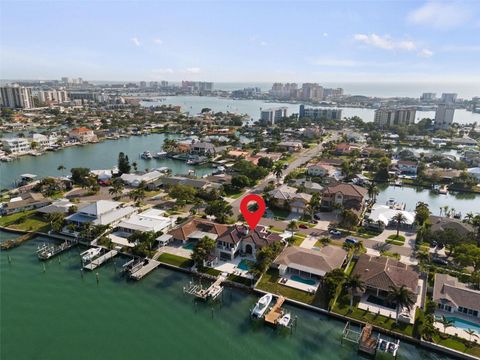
314;213;322;220
329;229;342;236
299;224;308;229
344;237;358;245
432;257;448;266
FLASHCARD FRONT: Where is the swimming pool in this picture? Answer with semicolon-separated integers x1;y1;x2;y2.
238;259;253;271
182;242;196;250
444;316;480;333
290;275;316;286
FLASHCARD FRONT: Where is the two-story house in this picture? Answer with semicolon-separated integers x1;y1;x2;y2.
321;183;368;211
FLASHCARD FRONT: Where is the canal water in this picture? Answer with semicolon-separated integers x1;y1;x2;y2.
0;232;452;360
0;133;213;189
143;96;480;124
376;184;480;216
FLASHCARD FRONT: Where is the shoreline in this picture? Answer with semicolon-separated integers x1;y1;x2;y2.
1;227;477;360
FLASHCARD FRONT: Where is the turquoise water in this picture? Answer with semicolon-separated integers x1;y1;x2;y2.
182;242;196;250
238;259;252;271
0;133;214;189
0;231;455;360
445;317;480;333
291;275;316;286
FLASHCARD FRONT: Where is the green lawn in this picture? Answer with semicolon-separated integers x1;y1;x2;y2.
158;253;194;268
227;274;253;286
256;269;326;308
268;207;290;219
269;227;284;234
198;267;222;276
332;301;414;337
432;335;480;357
224;188;244;199
0;210;50;232
354;228;382;239
291;232;307;246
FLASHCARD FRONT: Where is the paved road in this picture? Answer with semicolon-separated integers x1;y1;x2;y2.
231;134;338;216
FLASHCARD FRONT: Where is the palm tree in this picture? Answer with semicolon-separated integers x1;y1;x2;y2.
465;212;475;224
466;329;479;343
392;212;407;237
57;164;66;175
439;207;443;216
367;182;379;202
436;315;454;334
387;285;415;324
443;205;449;218
273;163;283;183
287;220;298;239
109;179;124;199
343;274;365;307
132;162;138;172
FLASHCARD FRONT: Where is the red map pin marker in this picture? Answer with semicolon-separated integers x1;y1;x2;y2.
240;194;266;230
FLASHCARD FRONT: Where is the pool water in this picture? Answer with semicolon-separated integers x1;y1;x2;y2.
291;275;316;286
238;259;253;271
445;317;480;333
182;242;196;250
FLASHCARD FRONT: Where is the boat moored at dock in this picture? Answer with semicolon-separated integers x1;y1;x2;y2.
251;293;273;318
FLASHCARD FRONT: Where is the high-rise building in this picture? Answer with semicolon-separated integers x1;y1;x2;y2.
160;81;169;88
149;81;158;88
434;104;455;130
61;77;70;84
420;92;436;101
181;81;213;92
299;105;342;120
269;83;298;99
0;85;34;109
34;89;69;104
139;81;147;88
300;83;324;101
374;108;416;127
260;107;288;124
441;93;457;104
323;88;344;99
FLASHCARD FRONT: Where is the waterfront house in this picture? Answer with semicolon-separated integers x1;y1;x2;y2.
433;274;480;319
37;198;75;215
396;160;418;175
1;192;51;215
30;133;58;149
321;183;367;211
365;205;415;231
214;224;283;261
277;141;303;152
65;200;136;227
352;254;420;322
120;170;162;188
114;209;175;235
190;142;228;156
467;167;480;181
307;162;337;177
268;185;312;214
168;218;229;244
273;245;347;280
429;215;475;237
290;179;323;194
68;127;97;143
1;137;30;154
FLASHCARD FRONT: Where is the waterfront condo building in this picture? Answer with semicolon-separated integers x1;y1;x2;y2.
420;92;436;101
434;104;455;130
1;137;31;154
299;83;324;101
0;84;34;109
33;89;69;105
440;93;457;104
260;107;288;124
299;105;342;121
374;108;416;127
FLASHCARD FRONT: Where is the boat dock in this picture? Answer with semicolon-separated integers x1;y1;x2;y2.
129;259;160;280
264;296;285;325
342;322;400;358
83;249;118;270
184;274;226;301
37;241;77;260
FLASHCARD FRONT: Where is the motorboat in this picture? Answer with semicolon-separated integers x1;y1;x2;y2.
141;151;153;160
153;151;167;159
251;293;273;318
277;312;291;327
80;248;102;263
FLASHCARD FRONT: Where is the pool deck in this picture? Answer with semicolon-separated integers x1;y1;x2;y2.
278;274;319;293
212;256;255;279
434;310;480;340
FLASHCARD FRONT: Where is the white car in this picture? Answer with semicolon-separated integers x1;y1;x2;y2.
329;229;342;236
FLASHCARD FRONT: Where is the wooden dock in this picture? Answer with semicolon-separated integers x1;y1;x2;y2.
359;324;377;355
264;296;285;325
184;274;226;301
129;259;160;280
37;241;77;260
83;250;118;270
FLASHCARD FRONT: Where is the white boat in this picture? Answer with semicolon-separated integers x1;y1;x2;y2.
251;293;273;318
80;248;102;262
141;151;153;160
277;312;291;327
153;151;167;159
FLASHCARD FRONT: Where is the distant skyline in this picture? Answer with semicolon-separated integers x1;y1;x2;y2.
1;1;480;85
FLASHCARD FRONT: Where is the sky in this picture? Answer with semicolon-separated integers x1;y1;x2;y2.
1;0;480;84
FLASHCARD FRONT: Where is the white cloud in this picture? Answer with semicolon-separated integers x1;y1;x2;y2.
260;41;268;46
353;33;416;51
184;67;201;74
323;32;328;37
131;37;141;47
152;68;174;74
408;2;471;29
418;48;434;57
153;38;163;45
